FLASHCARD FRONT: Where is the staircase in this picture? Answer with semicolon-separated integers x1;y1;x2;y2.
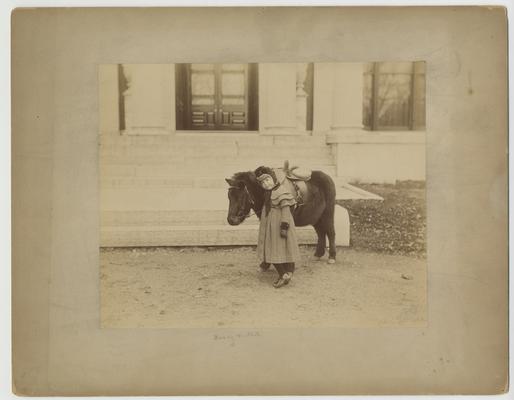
100;133;360;247
100;134;336;189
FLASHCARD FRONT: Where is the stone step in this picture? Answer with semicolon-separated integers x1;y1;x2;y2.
100;205;350;247
100;176;227;189
100;139;331;150
98;134;367;248
100;148;333;163
100;224;319;247
101;164;337;179
102;203;358;232
101;210;260;227
100;181;355;247
100;170;383;193
236;145;333;155
100;146;333;160
101;134;269;147
101;188;225;211
100;184;381;215
100;154;334;167
100;133;328;147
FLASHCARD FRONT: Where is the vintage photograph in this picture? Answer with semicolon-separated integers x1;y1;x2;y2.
12;6;508;395
99;62;426;328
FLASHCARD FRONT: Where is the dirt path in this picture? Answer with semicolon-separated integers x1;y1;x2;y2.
101;247;426;328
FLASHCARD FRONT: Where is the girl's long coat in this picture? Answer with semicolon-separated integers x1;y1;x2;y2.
257;183;301;264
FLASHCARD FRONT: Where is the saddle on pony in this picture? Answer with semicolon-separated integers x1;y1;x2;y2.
282;160;312;181
273;160;312;206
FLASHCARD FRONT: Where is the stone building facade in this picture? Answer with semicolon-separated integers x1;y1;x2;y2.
99;63;425;247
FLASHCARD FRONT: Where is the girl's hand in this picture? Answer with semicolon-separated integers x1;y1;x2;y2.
280;222;289;238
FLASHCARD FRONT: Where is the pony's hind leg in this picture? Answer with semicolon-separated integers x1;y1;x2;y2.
259;261;271;271
317;211;336;264
326;222;336;263
313;222;326;260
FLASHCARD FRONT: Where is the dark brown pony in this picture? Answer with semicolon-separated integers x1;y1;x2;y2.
225;169;337;263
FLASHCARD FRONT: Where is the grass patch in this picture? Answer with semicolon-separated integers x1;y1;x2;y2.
338;181;426;257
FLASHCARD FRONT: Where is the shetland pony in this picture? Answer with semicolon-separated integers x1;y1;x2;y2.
225;169;337;263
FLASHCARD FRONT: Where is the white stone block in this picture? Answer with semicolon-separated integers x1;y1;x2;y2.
335;205;350;246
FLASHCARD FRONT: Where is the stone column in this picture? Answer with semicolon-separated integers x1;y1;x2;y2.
295;63;308;131
331;63;364;132
328;63;366;178
98;64;120;135
259;63;297;134
122;64;175;135
312;63;335;135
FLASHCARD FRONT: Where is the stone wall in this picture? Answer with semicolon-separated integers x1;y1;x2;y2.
98;63;426;184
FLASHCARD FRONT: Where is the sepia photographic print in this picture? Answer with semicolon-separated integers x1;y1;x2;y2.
99;62;427;328
12;7;507;395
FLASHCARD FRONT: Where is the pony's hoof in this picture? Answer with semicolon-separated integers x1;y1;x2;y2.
327;258;336;264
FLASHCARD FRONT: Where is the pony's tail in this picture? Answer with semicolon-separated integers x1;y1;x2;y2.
311;170;336;217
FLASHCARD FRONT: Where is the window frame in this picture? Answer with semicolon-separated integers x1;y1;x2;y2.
365;61;425;132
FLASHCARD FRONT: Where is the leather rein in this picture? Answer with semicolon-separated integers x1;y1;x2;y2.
229;179;307;221
228;185;260;220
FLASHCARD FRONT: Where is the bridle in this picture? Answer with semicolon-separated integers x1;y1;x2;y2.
228;184;259;220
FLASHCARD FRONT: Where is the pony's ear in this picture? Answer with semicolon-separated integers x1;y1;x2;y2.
225;178;237;186
226;178;244;188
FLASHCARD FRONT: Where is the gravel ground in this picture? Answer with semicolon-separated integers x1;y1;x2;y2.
101;246;426;328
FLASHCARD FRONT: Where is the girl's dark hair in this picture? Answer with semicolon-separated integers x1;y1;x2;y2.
254;166;276;217
254;166;276;182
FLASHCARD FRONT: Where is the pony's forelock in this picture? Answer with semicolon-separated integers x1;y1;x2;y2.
230;171;254;182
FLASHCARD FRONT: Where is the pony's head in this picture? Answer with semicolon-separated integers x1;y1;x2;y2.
225;177;254;226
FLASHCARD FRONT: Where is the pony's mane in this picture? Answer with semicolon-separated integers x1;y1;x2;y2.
229;170;264;217
231;171;255;183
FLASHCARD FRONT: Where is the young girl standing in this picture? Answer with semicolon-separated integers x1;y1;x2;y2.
254;166;301;288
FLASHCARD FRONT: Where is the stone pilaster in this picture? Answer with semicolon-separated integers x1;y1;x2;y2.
295;63;308;131
312;63;334;135
122;64;175;135
328;63;366;179
331;63;364;132
259;63;297;134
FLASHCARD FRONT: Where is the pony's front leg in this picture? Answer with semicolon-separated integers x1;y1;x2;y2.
259;261;271;271
313;223;326;260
